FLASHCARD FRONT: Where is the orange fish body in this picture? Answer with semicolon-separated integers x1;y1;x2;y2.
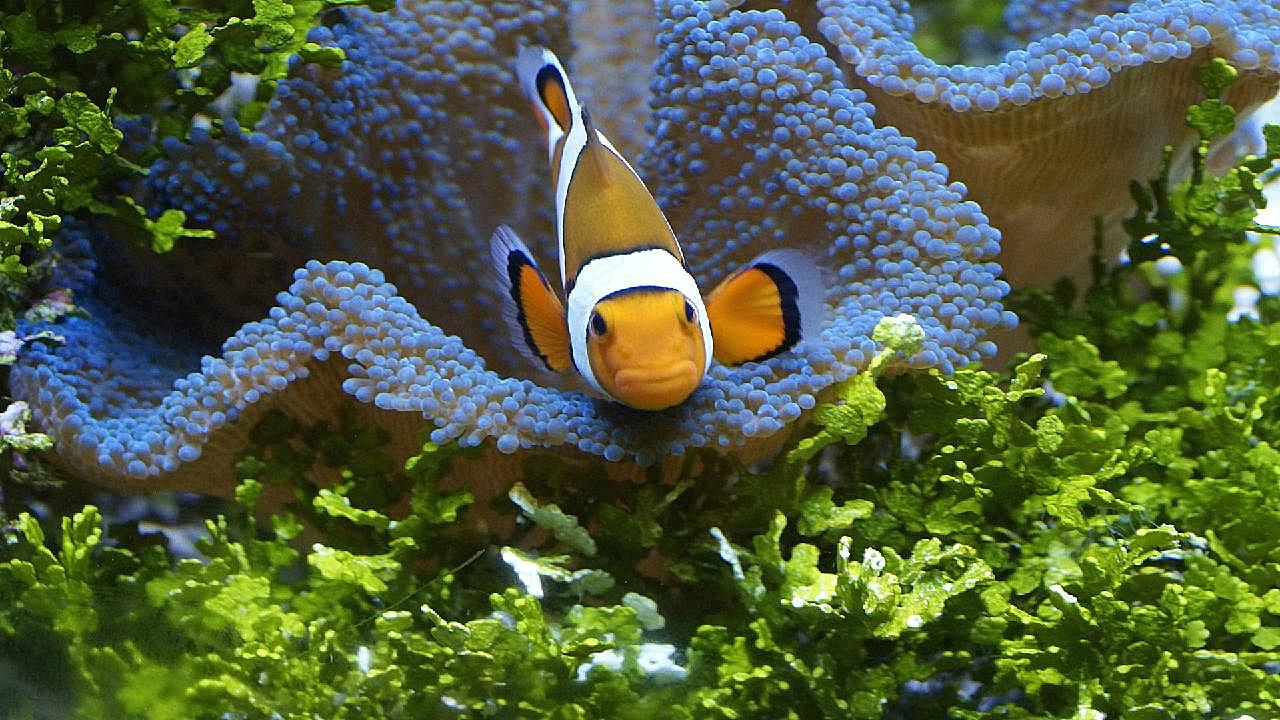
490;47;823;410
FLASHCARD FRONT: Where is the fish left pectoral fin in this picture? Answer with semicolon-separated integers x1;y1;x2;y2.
488;224;572;373
705;249;826;365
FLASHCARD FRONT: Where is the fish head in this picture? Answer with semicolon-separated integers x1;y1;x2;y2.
584;288;706;410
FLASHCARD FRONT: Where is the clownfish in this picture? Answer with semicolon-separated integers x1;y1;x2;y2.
490;46;824;411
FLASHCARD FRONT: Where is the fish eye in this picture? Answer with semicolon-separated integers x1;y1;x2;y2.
590;311;608;336
683;299;696;323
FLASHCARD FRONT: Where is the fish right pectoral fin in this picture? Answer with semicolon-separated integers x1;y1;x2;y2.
705;249;826;365
489;224;572;373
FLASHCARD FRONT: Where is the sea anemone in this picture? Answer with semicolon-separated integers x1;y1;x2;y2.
14;0;1278;496
817;0;1280;286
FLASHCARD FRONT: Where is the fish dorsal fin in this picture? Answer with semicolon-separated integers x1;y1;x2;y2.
705;250;826;365
579;109;614;188
560;109;683;287
489;224;571;373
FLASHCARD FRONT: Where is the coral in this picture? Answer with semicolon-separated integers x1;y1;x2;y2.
816;0;1280;286
18;0;1022;493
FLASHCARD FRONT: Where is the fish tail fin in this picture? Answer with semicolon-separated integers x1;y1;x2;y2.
516;46;578;136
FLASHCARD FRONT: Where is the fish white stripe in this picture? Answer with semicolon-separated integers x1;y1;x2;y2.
567;249;713;399
554;117;587;284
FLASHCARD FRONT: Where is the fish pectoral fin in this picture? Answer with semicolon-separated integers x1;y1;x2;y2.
489;224;572;373
705;250;826;365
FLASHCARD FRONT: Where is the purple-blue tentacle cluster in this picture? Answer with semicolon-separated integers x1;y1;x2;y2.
139;1;566;368
819;0;1280;111
645;2;1014;379
1002;1;1133;43
36;0;1263;484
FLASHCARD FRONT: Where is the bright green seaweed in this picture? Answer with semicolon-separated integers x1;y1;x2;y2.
3;9;1280;720
0;0;384;318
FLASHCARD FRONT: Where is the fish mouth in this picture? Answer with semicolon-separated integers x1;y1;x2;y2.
612;360;701;410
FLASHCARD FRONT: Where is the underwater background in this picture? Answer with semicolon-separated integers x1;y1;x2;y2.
2;0;1280;717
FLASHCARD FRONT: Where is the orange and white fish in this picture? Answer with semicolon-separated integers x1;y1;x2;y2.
490;46;824;411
